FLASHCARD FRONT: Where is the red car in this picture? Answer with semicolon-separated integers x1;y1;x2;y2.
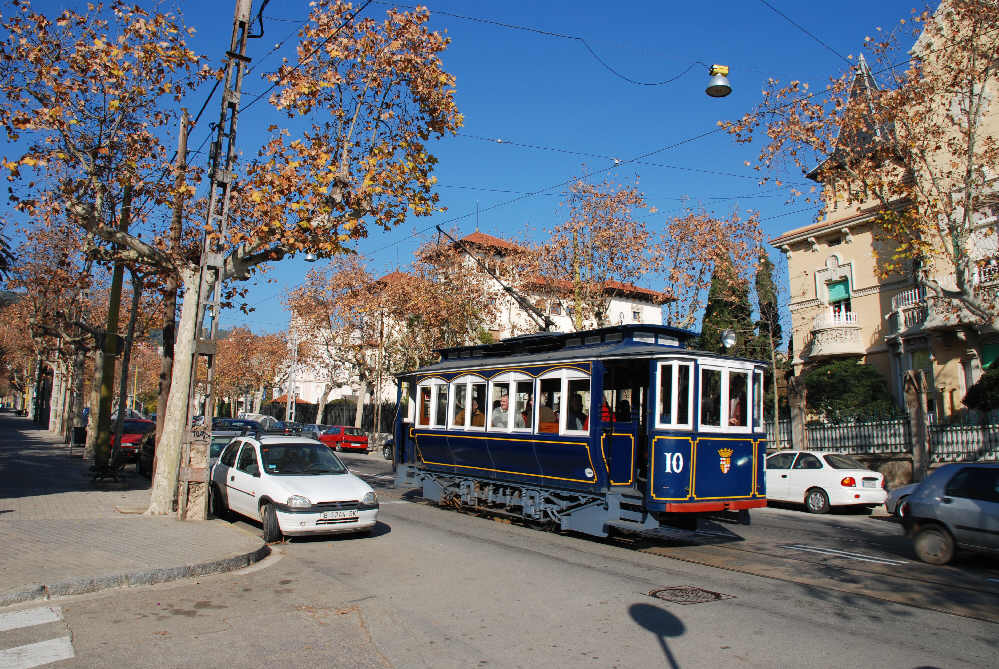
318;425;369;453
111;419;156;461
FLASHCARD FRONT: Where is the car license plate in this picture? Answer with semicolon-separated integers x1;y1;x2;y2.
862;480;876;488
321;510;358;520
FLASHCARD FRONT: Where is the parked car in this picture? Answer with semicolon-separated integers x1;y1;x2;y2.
209;435;379;541
765;450;887;514
277;421;303;435
111;419;156;462
238;413;282;433
382;438;393;461
318;425;369;453
885;482;920;519
301;424;330;441
902;463;999;565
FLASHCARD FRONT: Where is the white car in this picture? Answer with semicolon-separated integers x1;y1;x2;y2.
765;450;887;514
210;435;379;541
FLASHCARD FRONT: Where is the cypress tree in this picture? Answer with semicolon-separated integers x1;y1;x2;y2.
700;257;753;357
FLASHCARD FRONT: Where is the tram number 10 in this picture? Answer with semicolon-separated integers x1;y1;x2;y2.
662;452;684;473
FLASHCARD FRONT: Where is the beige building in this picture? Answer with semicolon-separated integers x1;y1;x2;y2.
774;39;999;420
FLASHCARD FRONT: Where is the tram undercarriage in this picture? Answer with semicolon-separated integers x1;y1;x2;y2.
398;464;702;538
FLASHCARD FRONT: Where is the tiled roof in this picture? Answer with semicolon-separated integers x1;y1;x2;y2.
458;231;526;253
524;277;672;305
375;271;412;285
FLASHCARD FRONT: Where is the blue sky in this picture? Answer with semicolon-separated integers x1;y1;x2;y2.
22;0;931;333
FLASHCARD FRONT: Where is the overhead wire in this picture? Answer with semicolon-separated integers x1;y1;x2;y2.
756;0;853;65
371;0;706;87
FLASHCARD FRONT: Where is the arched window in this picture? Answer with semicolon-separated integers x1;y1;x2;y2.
487;371;533;432
537;368;590;435
448;374;487;430
416;378;449;428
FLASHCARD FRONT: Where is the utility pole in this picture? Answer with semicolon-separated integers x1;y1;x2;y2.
176;0;254;520
285;336;298;422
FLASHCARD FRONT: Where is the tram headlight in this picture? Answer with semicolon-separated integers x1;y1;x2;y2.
584;468;594;478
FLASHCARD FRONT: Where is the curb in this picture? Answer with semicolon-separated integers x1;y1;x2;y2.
0;543;270;608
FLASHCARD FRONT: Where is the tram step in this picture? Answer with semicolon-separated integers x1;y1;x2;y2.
605;518;658;534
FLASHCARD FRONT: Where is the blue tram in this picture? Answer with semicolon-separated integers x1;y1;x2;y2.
392;324;767;538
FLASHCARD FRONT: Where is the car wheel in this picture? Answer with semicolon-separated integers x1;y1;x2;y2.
210;484;229;520
893;495;909;520
804;488;830;514
261;503;282;543
913;524;955;565
383;444;392;460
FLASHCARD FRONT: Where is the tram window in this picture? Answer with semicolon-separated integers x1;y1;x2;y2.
451;383;468;428
418;386;432;426
700;368;722;427
657;362;692;428
753;371;764;427
538;378;561;434
514;380;533;430
433;385;448;427
659;365;673;425
470;383;486;428
677;365;691;426
566;378;590;432
728;371;749;428
489;384;511;430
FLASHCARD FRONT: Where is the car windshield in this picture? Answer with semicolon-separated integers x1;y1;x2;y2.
123;420;154;434
824;454;866;470
260;443;347;476
210;437;231;458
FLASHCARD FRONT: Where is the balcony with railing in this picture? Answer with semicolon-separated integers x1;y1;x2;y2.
886;286;927;335
806;308;864;359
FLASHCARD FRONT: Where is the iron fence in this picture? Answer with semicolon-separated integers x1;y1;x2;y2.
805;417;911;454
764;420;793;449
929;423;999;463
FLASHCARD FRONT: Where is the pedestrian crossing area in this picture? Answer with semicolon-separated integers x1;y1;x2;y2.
0;606;74;669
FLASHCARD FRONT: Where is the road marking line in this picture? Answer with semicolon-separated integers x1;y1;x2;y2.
0;607;62;633
780;544;909;566
0;636;74;669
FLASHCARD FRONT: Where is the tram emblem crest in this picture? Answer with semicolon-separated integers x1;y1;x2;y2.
718;448;734;474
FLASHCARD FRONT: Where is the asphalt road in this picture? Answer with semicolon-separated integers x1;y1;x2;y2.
4;451;997;668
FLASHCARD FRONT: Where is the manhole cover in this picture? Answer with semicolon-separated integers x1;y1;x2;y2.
648;586;734;605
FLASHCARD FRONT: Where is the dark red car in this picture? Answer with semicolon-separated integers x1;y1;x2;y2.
111;419;156;461
318;425;369;453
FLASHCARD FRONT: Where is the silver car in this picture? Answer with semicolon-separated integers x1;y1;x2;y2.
903;463;999;564
885;482;919;519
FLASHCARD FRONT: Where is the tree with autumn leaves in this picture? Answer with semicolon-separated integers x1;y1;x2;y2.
0;1;461;514
723;0;999;331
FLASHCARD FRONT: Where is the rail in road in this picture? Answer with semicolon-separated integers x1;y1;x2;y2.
337;452;999;623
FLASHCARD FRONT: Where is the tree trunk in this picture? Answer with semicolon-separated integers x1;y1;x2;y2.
69;348;86;439
155;277;179;444
112;273;142;465
147;269;199;515
354;384;366;429
316;383;332;425
84;350;103;460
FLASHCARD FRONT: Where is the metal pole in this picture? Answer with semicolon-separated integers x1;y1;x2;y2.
177;0;254;519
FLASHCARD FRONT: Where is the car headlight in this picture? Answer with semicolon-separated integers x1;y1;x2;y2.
287;495;312;509
361;491;377;506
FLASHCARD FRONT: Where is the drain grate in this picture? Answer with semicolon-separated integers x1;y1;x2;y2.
648;586;735;605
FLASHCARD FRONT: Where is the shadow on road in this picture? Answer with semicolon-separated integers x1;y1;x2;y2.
629;602;685;669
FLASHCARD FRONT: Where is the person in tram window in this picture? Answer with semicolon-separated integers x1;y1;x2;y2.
567;393;588;430
729;385;746;426
517;397;531;428
491;394;510;428
616;399;631;422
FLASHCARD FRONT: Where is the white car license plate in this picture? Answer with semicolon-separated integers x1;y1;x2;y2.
321;510;358;520
862;480;876;488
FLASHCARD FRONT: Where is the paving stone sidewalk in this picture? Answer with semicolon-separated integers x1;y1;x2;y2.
0;412;268;607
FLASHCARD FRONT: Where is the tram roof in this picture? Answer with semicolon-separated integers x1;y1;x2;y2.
402;324;764;376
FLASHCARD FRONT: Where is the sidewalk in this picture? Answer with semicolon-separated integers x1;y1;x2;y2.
0;412;268;607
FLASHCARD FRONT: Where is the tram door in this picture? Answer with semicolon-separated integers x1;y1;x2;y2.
601;361;649;491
